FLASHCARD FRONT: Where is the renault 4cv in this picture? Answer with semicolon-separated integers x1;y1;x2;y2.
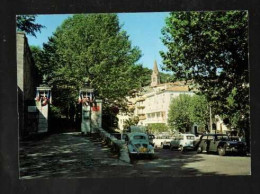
125;132;155;158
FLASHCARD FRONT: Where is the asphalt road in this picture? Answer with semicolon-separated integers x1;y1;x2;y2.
132;148;251;176
19;132;251;179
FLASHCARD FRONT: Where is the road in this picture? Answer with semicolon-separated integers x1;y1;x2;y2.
19;132;251;179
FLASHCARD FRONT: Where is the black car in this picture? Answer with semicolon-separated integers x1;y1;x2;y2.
196;134;247;156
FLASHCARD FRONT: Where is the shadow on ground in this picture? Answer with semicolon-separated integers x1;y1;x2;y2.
19;132;250;178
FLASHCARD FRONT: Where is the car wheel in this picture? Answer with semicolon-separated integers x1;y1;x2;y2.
197;146;202;154
179;145;184;152
218;146;226;156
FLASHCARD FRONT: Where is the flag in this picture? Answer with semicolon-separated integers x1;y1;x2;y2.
78;92;82;104
42;97;48;106
49;91;52;104
35;90;40;101
92;106;100;112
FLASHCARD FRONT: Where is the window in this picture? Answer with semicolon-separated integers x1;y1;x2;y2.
134;135;146;140
186;136;195;140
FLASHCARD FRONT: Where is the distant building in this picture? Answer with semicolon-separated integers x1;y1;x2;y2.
117;60;193;131
117;60;230;135
150;60;160;87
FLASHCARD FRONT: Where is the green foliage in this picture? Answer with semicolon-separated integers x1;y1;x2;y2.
30;46;44;82
160;72;175;83
123;116;139;130
190;95;209;127
16;15;45;37
168;94;209;132
34;14;149;119
147;123;169;134
161;11;249;133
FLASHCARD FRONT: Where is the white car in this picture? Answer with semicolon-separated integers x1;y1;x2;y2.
153;134;174;148
126;132;154;158
170;133;196;152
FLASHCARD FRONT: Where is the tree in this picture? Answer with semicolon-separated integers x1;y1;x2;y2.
190;95;209;128
146;123;169;134
168;94;209;133
34;14;148;121
123;116;139;130
161;11;249;137
30;46;44;81
16;15;45;37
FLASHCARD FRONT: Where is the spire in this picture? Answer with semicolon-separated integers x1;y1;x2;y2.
153;60;159;74
151;60;160;87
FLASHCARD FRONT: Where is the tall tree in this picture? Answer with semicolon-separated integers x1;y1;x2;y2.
168;94;193;132
168;94;209;133
161;11;249;138
35;14;148;119
16;15;45;37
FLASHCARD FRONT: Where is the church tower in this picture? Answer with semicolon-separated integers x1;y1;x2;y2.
151;60;160;87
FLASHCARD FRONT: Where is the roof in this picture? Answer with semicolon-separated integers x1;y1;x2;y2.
202;133;228;136
152;60;159;74
128;132;148;138
165;85;190;92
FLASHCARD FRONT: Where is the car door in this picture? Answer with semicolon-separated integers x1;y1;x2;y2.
199;135;208;151
172;136;178;147
208;135;218;152
177;135;183;147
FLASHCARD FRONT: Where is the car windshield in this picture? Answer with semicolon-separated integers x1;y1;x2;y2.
216;135;229;140
134;135;146;140
230;136;239;141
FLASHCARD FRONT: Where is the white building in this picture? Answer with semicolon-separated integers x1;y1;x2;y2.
117;60;230;134
117;61;193;131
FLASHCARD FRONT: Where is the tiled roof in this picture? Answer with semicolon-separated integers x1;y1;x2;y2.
165;85;190;92
152;60;159;74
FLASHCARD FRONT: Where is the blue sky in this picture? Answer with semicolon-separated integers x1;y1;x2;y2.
26;12;170;71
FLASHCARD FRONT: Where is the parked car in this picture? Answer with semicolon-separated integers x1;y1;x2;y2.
148;134;155;146
125;132;154;158
170;133;196;152
153;134;174;148
196;134;247;156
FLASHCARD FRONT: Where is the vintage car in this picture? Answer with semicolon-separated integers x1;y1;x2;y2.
148;134;155;146
126;132;155;158
196;134;247;156
170;133;196;152
153;134;174;148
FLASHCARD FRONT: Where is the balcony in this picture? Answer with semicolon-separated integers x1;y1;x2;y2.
138;114;146;120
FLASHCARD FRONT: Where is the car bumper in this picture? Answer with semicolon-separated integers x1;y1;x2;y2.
129;152;154;155
163;143;171;147
226;146;246;153
183;146;195;150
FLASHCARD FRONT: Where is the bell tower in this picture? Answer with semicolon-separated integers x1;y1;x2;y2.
151;60;160;87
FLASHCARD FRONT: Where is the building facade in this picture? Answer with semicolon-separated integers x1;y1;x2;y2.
17;32;38;137
117;60;230;135
117;61;194;131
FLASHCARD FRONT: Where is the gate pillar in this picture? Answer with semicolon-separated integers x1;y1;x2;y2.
35;82;52;133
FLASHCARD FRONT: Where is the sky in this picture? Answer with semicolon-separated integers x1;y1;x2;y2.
26;12;170;71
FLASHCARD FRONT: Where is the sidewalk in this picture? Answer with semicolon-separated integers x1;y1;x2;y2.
19;132;131;179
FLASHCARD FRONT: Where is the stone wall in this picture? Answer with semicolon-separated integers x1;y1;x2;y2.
17;32;38;137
